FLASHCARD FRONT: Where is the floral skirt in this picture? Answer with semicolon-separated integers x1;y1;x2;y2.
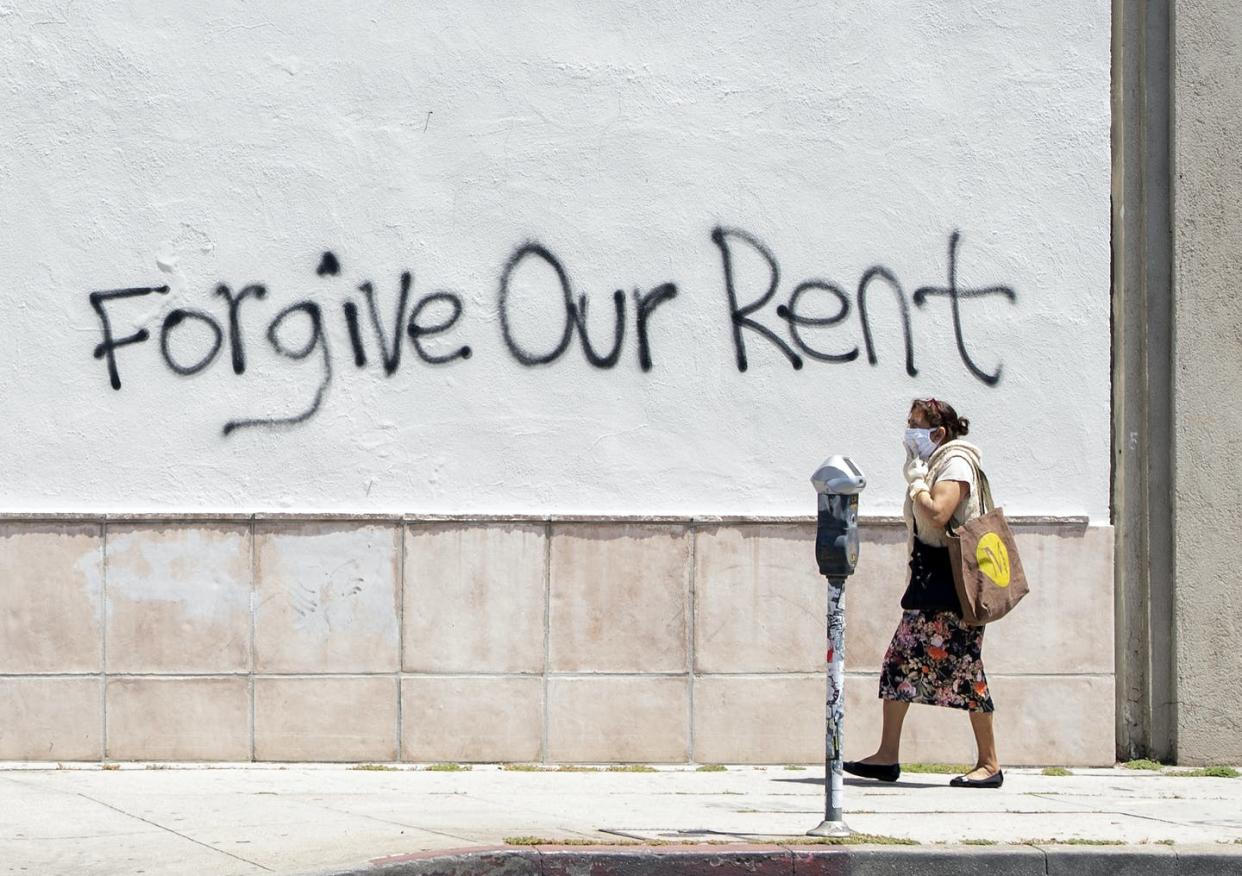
878;610;994;712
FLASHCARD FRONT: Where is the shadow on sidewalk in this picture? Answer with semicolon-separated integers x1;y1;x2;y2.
772;776;946;790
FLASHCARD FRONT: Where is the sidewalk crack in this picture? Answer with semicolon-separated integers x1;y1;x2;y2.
284;797;480;845
71;791;274;872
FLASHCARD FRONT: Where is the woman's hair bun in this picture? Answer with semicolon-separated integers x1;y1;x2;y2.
910;398;970;440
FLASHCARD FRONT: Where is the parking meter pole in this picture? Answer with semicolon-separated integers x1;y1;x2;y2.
809;575;850;837
808;456;864;840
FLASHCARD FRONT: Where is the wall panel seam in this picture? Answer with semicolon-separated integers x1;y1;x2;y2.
74;670;1115;680
541;520;552;763
249;516;257;763
396;521;406;762
100;521;109;761
687;524;698;762
0;512;1098;527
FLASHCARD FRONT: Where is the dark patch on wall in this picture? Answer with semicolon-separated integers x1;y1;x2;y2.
316;251;340;277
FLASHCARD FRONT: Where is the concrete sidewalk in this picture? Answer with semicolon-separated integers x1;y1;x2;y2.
1;763;1240;874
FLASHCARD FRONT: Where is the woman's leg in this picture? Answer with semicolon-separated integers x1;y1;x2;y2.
858;700;910;764
965;710;1000;778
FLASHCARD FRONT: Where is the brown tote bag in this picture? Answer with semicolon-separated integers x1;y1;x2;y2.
945;459;1029;626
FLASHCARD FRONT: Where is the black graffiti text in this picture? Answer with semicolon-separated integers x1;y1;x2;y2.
497;241;679;372
87;252;473;436
711;226;1015;384
87;228;1018;437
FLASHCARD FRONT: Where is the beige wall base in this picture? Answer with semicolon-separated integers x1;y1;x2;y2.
0;517;1113;765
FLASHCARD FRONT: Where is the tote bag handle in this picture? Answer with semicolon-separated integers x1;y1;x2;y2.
940;452;993;531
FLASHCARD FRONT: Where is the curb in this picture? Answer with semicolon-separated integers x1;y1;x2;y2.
315;842;1242;876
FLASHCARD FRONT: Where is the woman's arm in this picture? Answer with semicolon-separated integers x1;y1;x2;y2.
911;479;966;529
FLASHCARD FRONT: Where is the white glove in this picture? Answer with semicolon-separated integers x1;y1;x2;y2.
907;477;931;502
903;451;929;486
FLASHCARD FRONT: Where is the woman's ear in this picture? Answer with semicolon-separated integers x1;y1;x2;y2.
932;426;947;445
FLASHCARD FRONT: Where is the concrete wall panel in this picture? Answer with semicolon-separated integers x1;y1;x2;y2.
0;677;102;761
105;524;251;673
106;677;250;761
547;676;690;763
840;526;918;674
401;676;543;763
693;675;824;764
548;525;690;673
254;523;400;673
0;524;103;674
694;524;827;673
989;675;1116;766
254;676;398;762
404;524;547;673
985;526;1115;676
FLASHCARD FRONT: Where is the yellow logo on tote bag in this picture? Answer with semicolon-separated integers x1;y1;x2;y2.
976;532;1011;587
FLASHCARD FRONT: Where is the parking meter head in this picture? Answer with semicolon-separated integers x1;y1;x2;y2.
811;456;866;579
811;456;866;495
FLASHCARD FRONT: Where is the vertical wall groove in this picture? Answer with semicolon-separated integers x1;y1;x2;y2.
248;516;257;762
541;521;552;763
99;522;109;761
686;524;698;762
1113;0;1175;762
396;522;406;762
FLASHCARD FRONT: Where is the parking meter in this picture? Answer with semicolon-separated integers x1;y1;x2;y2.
812;456;865;578
808;455;865;838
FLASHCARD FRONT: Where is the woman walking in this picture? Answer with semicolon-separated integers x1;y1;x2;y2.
843;398;1002;788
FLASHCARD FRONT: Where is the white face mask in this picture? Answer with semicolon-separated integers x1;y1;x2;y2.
904;427;939;460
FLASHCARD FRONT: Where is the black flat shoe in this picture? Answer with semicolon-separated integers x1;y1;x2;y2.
950;769;1004;788
842;761;901;782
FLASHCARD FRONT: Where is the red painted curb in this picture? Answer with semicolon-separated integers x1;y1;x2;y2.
331;842;1242;876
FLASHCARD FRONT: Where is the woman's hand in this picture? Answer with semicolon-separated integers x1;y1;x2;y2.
903;454;929;486
903;448;930;499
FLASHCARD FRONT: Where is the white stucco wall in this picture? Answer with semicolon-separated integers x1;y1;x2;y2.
0;1;1110;516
